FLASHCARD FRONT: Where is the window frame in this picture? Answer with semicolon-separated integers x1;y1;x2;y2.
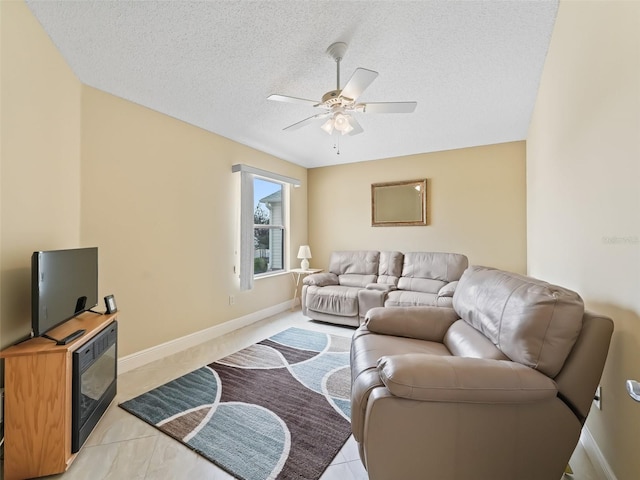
232;164;300;291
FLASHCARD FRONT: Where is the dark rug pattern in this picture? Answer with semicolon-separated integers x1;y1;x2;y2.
120;327;352;480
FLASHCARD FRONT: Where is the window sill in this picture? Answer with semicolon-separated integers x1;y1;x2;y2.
254;270;288;281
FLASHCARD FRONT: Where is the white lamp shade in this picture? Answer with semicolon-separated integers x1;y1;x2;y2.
334;113;354;134
297;245;312;259
297;245;312;270
320;118;334;135
320;113;355;136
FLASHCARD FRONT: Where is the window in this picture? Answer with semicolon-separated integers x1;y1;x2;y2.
253;178;285;275
232;164;300;291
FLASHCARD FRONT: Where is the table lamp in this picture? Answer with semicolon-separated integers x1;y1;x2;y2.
297;245;312;270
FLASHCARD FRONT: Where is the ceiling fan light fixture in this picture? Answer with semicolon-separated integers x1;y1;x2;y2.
320;118;335;135
341;121;354;136
334;113;352;133
320;112;354;135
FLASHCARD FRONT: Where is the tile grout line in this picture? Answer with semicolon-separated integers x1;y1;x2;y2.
142;434;161;480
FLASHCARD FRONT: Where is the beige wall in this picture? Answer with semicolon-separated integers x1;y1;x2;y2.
0;1;82;348
527;1;640;478
80;87;307;357
308;141;527;272
0;1;307;358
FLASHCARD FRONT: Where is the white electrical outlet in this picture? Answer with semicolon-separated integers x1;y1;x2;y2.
594;385;602;410
229;295;235;306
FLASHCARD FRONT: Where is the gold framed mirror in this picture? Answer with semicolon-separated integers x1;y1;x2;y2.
371;179;427;227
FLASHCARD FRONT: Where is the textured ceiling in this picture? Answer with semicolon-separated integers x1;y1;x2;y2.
26;0;558;168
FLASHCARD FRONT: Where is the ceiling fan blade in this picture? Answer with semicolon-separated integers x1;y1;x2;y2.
360;102;418;114
283;112;330;131
268;94;319;107
347;116;364;136
340;68;378;101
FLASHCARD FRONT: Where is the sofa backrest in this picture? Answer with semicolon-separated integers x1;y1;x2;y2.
453;266;585;378
329;251;380;288
377;251;404;286
397;252;468;293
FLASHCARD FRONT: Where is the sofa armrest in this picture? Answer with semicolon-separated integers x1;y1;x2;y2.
365;283;397;292
365;306;459;342
377;354;557;404
437;280;458;298
302;272;339;287
358;289;387;319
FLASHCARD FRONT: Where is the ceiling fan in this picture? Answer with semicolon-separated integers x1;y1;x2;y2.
268;42;417;136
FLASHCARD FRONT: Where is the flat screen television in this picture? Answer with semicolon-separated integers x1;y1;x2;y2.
31;247;98;337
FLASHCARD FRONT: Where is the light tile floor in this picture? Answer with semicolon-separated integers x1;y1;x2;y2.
8;309;600;480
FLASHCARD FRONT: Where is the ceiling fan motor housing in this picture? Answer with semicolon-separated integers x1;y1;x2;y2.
321;90;345;106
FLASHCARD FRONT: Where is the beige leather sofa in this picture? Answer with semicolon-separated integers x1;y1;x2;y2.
351;266;613;480
301;250;468;327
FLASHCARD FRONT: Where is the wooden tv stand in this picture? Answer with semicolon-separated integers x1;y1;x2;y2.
0;311;118;480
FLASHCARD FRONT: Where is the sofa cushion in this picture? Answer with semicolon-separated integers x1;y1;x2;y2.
365;283;397;292
329;250;380;276
436;297;454;308
444;320;509;361
303;272;339;287
397;277;446;294
385;290;439;307
400;252;469;283
438;281;458;298
377;251;403;286
305;285;361;317
453;266;584;377
339;274;378;288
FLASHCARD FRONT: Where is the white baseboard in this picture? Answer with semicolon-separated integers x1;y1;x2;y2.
580;426;617;480
118;300;292;374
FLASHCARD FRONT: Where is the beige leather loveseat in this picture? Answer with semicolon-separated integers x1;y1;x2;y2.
351;266;613;480
301;250;468;327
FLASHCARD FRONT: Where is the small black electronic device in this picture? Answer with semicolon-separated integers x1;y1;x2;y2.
104;294;117;314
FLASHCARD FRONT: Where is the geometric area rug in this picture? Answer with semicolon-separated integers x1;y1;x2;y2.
119;327;353;480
